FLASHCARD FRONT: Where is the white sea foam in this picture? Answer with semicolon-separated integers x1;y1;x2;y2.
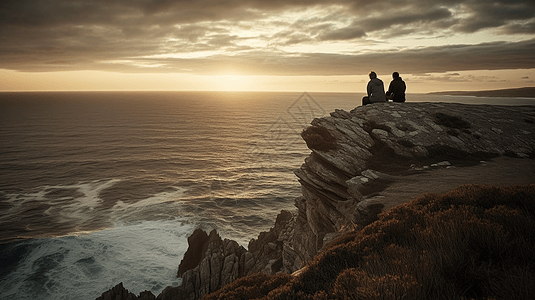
2;179;120;217
111;186;187;211
55;179;121;223
0;219;193;300
0;179;122;241
110;186;190;225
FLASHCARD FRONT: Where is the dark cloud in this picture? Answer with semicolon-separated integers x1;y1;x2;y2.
360;7;454;33
0;0;534;74
455;2;535;33
500;21;535;34
272;32;314;46
60;38;533;76
313;7;455;42
317;26;367;41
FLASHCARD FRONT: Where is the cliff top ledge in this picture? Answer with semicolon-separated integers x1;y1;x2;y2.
300;102;535;220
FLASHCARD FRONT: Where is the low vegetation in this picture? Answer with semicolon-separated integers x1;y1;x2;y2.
204;184;535;300
301;126;337;151
434;112;471;130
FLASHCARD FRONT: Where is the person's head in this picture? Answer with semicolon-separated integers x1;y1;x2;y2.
392;72;400;79
369;71;377;79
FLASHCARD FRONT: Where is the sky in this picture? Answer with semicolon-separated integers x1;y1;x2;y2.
1;0;534;93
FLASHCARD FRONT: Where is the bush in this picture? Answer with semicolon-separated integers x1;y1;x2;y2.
202;184;535;300
301;126;337;151
434;112;471;129
203;273;293;300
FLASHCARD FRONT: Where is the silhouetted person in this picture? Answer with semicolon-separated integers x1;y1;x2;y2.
362;71;386;106
386;72;406;102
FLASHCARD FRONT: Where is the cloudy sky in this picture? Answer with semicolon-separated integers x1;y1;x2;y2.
1;0;534;92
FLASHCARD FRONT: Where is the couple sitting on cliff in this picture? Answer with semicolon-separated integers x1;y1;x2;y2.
362;71;406;106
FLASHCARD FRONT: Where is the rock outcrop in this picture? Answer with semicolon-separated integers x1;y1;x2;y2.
158;211;295;299
170;229;247;299
289;102;535;264
96;282;156;300
97;102;535;300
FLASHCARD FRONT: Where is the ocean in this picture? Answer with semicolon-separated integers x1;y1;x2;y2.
1;91;533;300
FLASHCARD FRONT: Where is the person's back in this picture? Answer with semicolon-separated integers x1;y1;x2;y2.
362;71;386;105
387;72;406;102
368;77;386;103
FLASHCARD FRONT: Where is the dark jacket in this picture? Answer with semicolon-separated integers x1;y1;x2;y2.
387;77;406;102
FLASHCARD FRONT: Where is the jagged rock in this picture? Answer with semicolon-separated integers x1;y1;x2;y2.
177;229;211;277
145;210;296;300
95;282;155;300
170;229;248;299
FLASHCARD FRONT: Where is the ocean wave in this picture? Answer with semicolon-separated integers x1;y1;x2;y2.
0;219;193;300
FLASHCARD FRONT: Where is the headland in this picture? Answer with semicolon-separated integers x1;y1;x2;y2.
97;101;535;300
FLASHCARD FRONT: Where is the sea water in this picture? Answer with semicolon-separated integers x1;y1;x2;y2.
0;91;533;300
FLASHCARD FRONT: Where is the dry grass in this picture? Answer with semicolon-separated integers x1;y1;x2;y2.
203;184;535;300
203;273;292;300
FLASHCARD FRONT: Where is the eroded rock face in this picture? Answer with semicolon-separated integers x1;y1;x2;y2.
290;102;535;262
166;229;247;299
98;102;535;300
95;282;156;300
156;210;296;300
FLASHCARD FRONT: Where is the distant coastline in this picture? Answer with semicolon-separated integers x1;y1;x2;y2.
428;86;535;98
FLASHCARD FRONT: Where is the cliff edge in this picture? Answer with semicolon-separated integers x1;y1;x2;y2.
97;102;535;300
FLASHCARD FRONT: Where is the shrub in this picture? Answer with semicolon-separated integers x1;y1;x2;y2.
202;184;535;300
434;112;471;129
203;273;293;300
301;126;337;151
333;268;421;300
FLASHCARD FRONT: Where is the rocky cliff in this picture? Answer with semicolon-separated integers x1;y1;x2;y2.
97;102;535;300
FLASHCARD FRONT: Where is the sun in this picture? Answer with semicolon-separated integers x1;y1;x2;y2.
207;74;258;91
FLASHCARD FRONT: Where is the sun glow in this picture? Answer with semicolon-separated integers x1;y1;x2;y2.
207;74;258;91
1;68;534;93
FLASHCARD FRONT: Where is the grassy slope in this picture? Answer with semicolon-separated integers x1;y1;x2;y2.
204;184;535;300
